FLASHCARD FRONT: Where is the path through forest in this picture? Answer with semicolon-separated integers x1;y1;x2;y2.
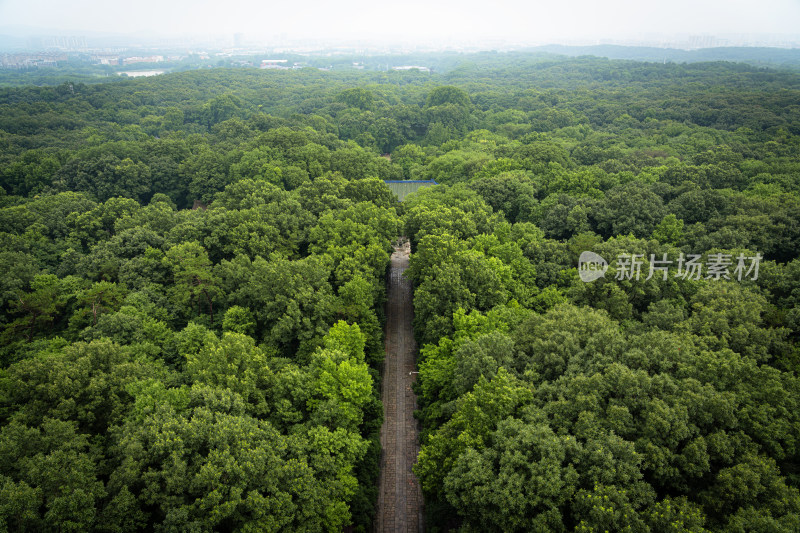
375;239;423;532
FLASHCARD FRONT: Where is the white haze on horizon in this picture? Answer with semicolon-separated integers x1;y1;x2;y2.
1;0;799;48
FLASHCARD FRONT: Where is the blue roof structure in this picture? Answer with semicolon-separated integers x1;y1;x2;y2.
383;180;438;201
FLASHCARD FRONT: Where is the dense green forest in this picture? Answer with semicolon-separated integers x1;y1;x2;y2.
2;46;800;88
1;54;800;532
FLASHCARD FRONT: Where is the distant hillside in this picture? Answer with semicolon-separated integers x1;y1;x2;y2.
529;44;800;68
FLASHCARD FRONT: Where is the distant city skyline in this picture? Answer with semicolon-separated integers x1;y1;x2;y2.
2;30;800;54
1;0;799;50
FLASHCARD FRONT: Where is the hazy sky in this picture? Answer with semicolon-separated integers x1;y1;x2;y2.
1;0;799;44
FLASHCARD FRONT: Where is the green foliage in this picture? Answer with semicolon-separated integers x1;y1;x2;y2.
652;213;685;245
336;87;375;110
2;54;800;532
426;86;471;109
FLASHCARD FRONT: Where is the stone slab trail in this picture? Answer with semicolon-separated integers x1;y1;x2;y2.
375;240;423;533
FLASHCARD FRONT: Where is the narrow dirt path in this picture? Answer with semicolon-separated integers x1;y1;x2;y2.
375;240;423;533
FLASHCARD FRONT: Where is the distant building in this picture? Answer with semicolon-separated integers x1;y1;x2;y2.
1;52;67;69
391;65;430;72
92;54;121;65
41;35;87;51
122;55;164;65
260;59;289;69
118;70;165;78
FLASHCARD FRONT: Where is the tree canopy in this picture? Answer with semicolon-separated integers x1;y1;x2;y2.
1;52;800;532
